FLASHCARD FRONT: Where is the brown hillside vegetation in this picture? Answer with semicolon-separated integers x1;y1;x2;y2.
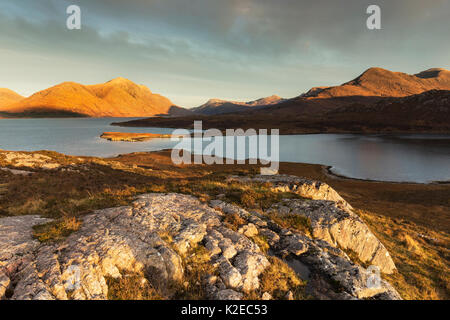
114;90;450;134
303;67;450;98
0;88;24;107
0;78;187;117
115;67;450;134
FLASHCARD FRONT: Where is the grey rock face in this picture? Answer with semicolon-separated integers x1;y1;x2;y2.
230;174;353;212
267;199;395;274
231;175;396;274
0;216;51;300
208;199;401;300
1;194;269;300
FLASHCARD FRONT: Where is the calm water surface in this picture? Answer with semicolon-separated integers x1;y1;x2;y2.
0;118;449;183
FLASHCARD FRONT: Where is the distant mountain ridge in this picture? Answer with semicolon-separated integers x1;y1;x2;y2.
192;95;284;115
2;67;449;120
0;78;190;118
113;67;450;134
302;67;450;98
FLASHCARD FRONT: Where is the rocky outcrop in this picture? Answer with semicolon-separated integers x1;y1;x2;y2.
230;175;396;274
0;216;51;299
0;175;401;300
0;152;60;170
230;174;353;213
267;199;396;274
0;168;33;176
209;200;400;300
0;194;270;300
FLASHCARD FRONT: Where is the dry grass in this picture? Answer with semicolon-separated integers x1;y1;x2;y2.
246;256;307;300
7;198;47;216
33;216;82;242
0;183;8;197
251;235;270;253
173;246;218;300
359;210;450;300
267;212;312;237
106;272;163;300
223;213;246;231
0;163;167;219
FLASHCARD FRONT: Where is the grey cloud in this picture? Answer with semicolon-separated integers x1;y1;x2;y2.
0;0;449;107
60;0;450;56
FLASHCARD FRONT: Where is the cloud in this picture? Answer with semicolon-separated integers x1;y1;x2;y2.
0;0;449;107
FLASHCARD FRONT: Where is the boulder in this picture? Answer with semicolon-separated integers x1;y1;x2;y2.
268;199;396;274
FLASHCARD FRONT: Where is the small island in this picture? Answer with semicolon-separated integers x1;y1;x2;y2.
100;132;174;142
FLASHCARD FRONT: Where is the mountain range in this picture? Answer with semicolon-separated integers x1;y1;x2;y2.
191;95;284;115
302;67;450;99
113;67;450;133
1;67;450;133
189;67;450;116
0;78;189;118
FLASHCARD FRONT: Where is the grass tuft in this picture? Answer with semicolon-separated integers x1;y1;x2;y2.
33;216;81;242
106;272;163;300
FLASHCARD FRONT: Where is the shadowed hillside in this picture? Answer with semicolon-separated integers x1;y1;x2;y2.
112;91;450;133
114;68;450;134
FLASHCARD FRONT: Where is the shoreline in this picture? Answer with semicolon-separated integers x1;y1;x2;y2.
1;147;448;186
322;165;450;185
2;116;450;135
111;122;450;136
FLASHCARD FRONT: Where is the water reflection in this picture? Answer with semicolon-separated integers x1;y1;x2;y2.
0;119;449;183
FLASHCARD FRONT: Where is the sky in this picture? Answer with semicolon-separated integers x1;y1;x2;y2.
0;0;449;108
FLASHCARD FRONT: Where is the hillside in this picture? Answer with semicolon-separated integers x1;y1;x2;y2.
113;67;450;133
303;67;450;98
0;78;188;118
0;89;24;108
322;89;450;130
114;89;450;134
192;95;284;115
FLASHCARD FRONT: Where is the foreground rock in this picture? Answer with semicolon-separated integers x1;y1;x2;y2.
209;200;400;300
230;174;353;212
0;176;401;300
0;194;269;300
0;216;51;299
230;175;396;274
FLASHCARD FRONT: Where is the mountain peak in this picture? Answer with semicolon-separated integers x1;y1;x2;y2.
354;67;396;82
206;98;226;104
0;88;24;107
0;78;183;117
361;67;391;74
304;67;450;99
107;77;134;84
